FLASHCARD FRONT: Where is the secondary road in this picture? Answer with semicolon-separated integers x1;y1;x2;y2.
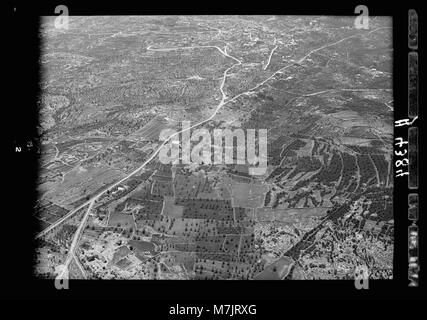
263;45;278;70
58;200;94;278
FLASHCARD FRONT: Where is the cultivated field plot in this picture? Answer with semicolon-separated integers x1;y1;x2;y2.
35;15;393;280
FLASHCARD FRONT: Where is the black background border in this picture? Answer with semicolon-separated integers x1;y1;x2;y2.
5;0;425;302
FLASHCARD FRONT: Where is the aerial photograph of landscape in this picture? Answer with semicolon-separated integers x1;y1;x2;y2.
35;15;393;280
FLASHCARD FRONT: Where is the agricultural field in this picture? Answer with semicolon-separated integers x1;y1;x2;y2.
35;15;393;280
